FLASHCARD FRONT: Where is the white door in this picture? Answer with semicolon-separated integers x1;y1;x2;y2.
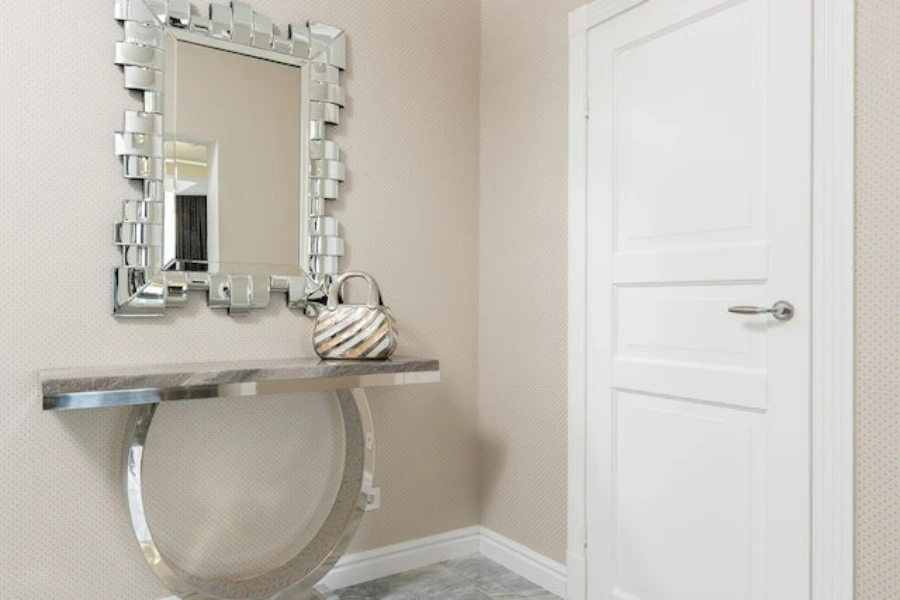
585;0;811;599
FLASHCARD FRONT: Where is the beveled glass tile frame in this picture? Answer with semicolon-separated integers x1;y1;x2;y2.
113;0;346;317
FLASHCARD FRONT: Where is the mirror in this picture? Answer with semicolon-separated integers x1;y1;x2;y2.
164;36;303;275
113;0;346;316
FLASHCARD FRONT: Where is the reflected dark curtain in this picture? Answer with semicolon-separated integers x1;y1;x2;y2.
175;195;208;271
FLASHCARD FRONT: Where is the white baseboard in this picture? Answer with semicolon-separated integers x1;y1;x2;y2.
319;526;567;598
319;526;480;591
478;528;567;598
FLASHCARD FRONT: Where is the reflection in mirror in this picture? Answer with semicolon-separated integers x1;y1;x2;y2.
163;33;303;276
165;141;209;271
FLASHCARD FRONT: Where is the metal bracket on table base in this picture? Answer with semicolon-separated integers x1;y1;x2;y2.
122;388;375;599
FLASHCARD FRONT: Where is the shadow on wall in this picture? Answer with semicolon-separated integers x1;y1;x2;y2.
54;407;130;492
477;433;507;516
49;406;135;564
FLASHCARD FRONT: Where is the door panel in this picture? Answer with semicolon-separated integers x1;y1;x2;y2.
586;0;811;598
615;391;764;600
614;0;764;253
616;285;766;366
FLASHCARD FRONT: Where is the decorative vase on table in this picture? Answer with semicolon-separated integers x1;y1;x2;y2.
313;271;399;360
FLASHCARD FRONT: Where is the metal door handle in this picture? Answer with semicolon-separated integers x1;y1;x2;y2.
728;300;794;321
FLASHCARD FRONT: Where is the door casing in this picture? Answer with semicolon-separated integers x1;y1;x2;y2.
566;1;855;598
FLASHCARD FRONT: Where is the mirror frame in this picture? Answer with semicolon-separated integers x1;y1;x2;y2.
113;0;346;317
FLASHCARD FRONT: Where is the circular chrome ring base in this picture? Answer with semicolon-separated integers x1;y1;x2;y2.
122;388;374;599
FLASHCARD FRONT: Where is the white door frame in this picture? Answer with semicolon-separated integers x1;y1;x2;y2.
566;1;855;599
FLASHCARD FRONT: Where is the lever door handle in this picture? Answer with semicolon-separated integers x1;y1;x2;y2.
728;300;794;321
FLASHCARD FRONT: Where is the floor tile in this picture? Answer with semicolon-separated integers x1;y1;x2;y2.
491;593;561;599
335;554;559;599
337;563;475;599
441;555;544;596
338;582;491;600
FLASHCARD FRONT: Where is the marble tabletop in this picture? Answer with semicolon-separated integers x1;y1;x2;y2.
41;356;440;411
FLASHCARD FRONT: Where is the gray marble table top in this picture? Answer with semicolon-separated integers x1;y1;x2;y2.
41;356;440;411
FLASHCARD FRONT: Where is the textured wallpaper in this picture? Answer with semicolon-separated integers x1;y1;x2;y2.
2;1;896;598
478;0;584;564
0;1;479;597
855;2;900;598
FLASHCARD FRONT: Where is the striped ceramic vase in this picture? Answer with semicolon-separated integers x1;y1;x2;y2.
313;272;399;360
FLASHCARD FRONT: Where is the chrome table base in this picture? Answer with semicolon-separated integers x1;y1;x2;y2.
123;388;374;599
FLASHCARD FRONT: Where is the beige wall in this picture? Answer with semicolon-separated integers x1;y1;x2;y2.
855;3;900;598
478;0;583;564
1;1;897;598
0;1;479;597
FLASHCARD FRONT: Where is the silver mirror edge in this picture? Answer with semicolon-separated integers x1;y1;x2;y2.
113;0;347;317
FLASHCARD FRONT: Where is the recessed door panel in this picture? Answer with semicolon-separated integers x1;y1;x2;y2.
614;0;766;254
616;285;767;367
615;391;764;600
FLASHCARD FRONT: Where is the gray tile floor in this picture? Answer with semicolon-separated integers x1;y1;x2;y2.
334;554;560;599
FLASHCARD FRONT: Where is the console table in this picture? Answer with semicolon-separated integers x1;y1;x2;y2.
42;357;440;600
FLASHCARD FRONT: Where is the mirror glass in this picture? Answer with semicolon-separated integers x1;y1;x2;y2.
163;33;305;276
